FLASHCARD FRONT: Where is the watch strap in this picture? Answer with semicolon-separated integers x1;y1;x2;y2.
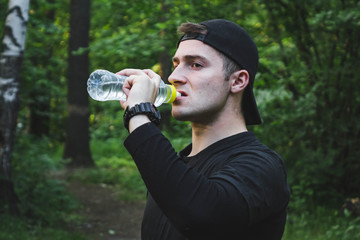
123;102;161;131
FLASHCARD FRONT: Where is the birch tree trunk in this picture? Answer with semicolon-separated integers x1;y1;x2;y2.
0;0;30;215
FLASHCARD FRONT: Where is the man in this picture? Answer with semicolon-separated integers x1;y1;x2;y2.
118;19;290;239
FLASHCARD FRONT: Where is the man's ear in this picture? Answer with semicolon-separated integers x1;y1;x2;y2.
230;70;249;93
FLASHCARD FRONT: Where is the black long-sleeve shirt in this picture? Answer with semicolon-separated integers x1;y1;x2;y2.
124;123;290;240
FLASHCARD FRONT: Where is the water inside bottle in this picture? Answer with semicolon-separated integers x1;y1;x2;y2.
87;70;127;101
99;81;126;101
154;87;166;107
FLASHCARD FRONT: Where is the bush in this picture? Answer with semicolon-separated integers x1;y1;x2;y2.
12;135;80;226
284;207;360;240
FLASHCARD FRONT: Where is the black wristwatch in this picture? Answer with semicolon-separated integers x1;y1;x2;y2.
123;102;161;131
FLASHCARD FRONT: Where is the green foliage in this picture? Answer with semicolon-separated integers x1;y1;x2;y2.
89;101;127;141
12;135;80;226
284;208;360;240
1;134;86;238
0;215;86;240
254;0;360;207
18;0;69;139
88;0;264;73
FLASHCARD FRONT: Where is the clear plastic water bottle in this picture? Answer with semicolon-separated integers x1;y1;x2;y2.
87;69;179;107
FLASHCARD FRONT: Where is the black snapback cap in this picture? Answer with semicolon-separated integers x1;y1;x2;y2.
178;19;261;125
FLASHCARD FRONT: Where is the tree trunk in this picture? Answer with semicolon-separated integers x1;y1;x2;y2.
63;0;94;167
0;0;30;216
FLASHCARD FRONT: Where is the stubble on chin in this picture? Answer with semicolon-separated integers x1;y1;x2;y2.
171;106;194;122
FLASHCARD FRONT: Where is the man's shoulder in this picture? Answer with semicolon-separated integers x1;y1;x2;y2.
230;132;283;163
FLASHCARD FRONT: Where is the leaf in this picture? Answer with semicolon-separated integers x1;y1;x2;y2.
71;47;89;56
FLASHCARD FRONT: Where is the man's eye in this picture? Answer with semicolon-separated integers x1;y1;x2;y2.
191;63;203;68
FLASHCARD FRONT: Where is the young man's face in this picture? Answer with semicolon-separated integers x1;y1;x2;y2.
169;40;232;123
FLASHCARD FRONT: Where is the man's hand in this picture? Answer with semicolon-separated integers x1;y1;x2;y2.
116;69;161;109
116;69;161;133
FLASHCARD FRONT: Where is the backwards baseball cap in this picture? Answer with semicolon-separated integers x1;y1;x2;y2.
178;19;261;125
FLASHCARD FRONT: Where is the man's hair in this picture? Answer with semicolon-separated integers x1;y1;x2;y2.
178;22;240;80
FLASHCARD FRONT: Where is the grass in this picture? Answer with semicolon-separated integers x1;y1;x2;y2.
69;162;147;202
0;215;86;240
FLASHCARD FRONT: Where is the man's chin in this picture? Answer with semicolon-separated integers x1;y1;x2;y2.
171;110;190;122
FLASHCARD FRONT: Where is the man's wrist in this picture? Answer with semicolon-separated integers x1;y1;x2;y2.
128;115;151;133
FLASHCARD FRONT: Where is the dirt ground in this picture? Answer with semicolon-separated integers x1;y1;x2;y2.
66;180;145;240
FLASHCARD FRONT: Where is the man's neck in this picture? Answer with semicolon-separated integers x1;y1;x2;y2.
189;114;247;156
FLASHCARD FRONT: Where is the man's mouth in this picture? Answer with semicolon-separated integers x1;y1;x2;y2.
177;90;187;97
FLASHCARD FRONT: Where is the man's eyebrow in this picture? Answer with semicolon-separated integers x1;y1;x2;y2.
172;55;208;63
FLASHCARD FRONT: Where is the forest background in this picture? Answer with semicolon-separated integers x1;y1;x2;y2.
0;0;360;239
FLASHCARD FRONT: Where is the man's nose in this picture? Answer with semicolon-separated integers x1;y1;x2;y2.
168;66;186;85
